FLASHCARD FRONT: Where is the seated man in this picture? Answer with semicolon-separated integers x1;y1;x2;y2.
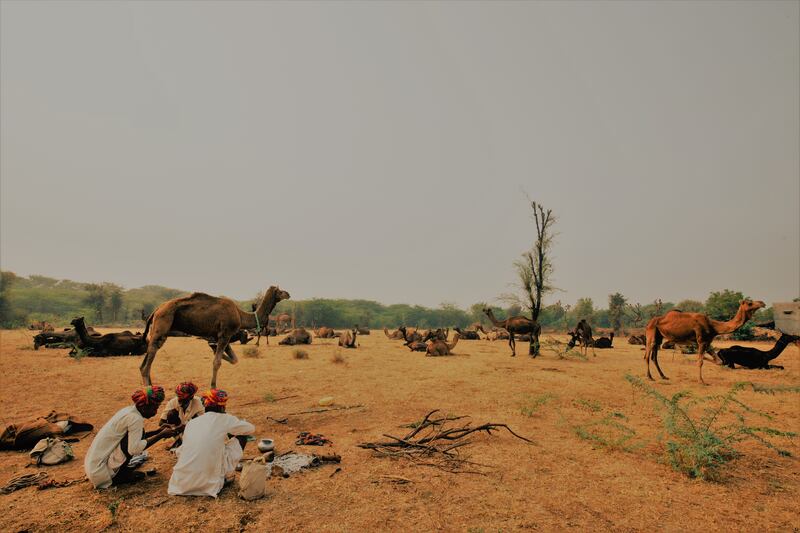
84;386;175;488
168;389;255;497
159;381;204;446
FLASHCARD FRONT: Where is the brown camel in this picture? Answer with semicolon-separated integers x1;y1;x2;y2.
399;326;427;351
483;308;541;357
426;333;460;356
628;334;646;345
141;286;290;387
644;299;765;384
383;327;405;340
338;328;358;348
278;327;312;346
315;327;337;339
422;328;449;342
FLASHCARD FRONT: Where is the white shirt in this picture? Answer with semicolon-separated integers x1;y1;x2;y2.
168;411;255;497
84;405;147;489
159;397;205;425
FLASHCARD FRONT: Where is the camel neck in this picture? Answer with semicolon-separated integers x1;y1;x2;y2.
711;307;750;334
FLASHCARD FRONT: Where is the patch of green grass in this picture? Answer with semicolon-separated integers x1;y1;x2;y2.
748;383;800;395
263;392;276;403
573;414;642;452
520;393;555;417
573;398;602;413
625;374;796;481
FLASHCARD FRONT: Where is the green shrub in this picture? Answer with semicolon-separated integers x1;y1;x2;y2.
625;375;795;480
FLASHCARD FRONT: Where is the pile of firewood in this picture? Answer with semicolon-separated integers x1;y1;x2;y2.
357;410;533;474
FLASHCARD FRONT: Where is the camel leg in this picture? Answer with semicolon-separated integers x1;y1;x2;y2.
210;337;230;388
222;344;239;364
651;344;668;379
697;342;709;385
508;334;516;357
140;330;167;386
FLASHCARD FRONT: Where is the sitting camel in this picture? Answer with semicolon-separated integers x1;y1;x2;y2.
142;286;290;387
454;327;481;340
644;299;765;384
71;317;147;356
279;327;312;346
315;327;337;339
383;327;405;340
426;333;460;356
483;308;541;356
422;328;449;342
717;334;798;370
628;334;646;345
399;326;427;352
338;328;358;349
593;332;614;349
354;324;370;335
567;320;596;356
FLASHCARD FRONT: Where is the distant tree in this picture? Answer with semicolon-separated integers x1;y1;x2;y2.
502;200;556;355
84;284;107;322
675;299;704;313
0;271;19;327
506;304;523;318
572;298;595;322
608;293;627;333
468;302;488;325
108;285;124;322
705;290;745;321
627;303;645;328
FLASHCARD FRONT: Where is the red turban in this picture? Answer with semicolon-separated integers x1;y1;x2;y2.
202;388;228;408
175;382;198;401
131;386;165;407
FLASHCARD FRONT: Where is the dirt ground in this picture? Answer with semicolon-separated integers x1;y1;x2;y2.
0;328;798;532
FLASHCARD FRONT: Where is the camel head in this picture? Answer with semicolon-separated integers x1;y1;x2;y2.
70;316;85;329
740;299;765;318
271;286;290;302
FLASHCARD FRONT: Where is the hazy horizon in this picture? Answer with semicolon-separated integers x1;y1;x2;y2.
2;1;798;309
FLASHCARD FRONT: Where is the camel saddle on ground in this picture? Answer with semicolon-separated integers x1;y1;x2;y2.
1;411;93;450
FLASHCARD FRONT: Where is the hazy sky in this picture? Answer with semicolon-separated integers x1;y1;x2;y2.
1;1;798;309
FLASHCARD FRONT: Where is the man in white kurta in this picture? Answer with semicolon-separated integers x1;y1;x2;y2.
85;386;174;488
168;388;255;497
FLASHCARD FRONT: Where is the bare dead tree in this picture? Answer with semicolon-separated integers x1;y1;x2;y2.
502;199;557;355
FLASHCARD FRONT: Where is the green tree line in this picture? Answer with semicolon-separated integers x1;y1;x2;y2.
0;272;776;330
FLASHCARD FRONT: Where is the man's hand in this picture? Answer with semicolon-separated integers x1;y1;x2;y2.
159;426;177;438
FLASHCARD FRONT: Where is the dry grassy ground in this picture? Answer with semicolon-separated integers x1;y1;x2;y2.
0;328;798;532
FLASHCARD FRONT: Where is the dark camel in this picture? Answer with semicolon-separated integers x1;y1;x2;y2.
567;320;596;356
644;299;765;384
454;327;481;340
483;308;540;357
717;334;798;370
628;334;646;345
71;317;146;356
141;286;290;387
593;332;614;349
354;324;370;335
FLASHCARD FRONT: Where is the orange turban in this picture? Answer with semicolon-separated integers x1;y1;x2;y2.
131;386;165;407
202;388;228;408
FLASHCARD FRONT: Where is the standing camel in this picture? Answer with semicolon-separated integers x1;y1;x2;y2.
483;308;541;357
141;286;290;387
644;299;765;384
567;319;596;356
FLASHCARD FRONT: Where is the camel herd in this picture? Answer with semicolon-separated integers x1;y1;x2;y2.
26;284;794;388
